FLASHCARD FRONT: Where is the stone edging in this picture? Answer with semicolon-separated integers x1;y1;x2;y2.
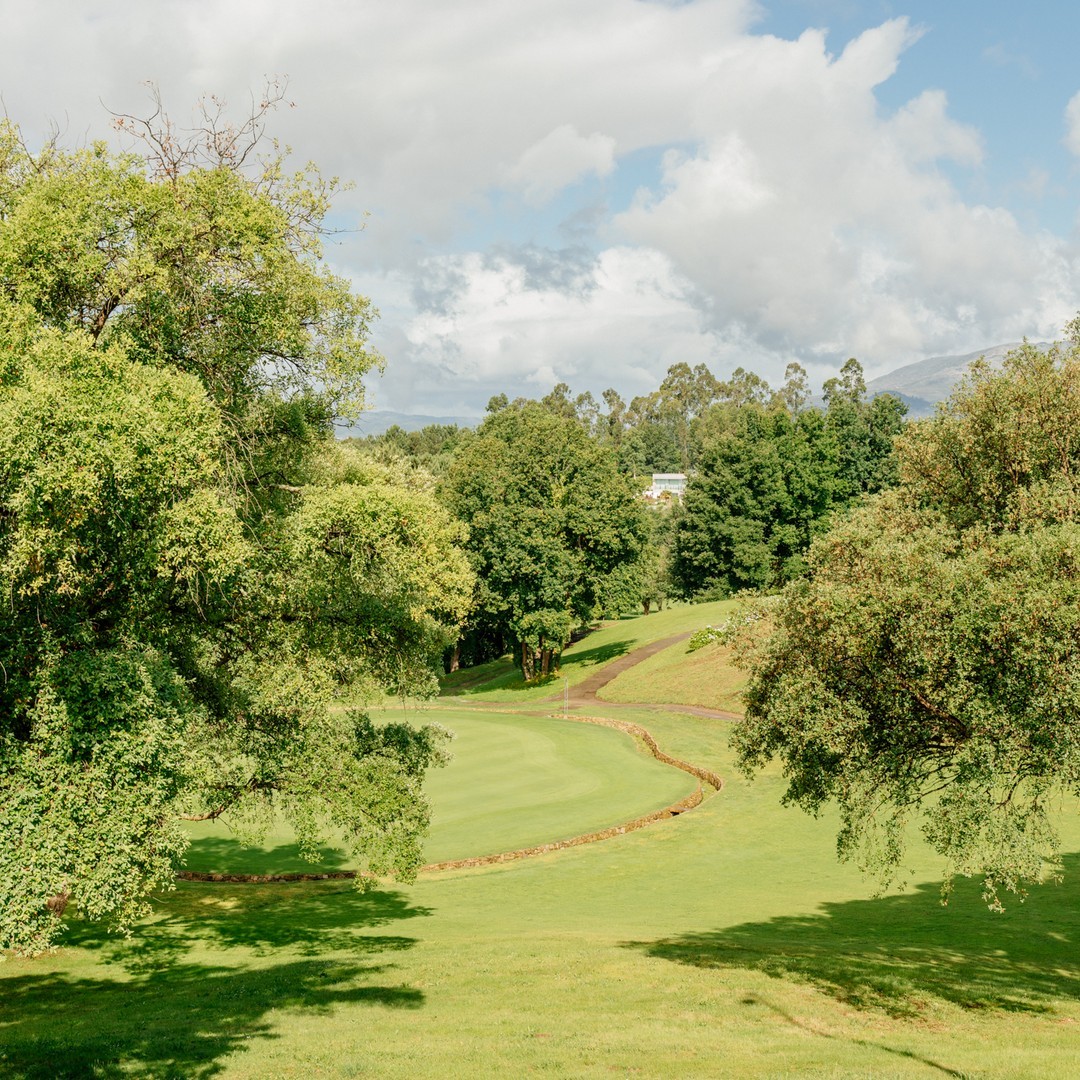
177;712;721;883
562;712;723;791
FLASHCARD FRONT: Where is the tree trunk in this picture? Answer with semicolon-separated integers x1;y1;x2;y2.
520;641;535;681
642;598;651;615
448;642;460;673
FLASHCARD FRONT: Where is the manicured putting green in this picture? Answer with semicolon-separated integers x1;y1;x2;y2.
182;707;697;873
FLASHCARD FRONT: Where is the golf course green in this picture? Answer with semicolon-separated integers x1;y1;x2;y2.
4;601;1079;1078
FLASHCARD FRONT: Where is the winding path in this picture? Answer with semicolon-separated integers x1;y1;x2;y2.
552;631;742;721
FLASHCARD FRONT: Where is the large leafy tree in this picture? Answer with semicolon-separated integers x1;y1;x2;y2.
0;106;473;954
442;399;647;679
733;342;1080;905
672;403;837;596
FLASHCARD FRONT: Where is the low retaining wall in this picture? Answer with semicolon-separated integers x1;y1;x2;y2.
177;712;721;884
563;712;723;791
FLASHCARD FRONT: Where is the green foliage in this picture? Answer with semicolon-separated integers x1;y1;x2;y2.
0;116;472;954
346;423;467;482
672;404;832;596
442;400;648;679
687;625;727;651
734;341;1080;904
672;361;906;598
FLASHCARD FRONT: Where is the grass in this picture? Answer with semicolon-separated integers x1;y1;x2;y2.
183;707;697;872
600;637;746;712
5;605;1080;1078
438;599;738;705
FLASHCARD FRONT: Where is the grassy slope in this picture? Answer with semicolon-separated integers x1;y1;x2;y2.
5;607;1080;1079
183;708;697;871
600;638;746;712
438;599;738;705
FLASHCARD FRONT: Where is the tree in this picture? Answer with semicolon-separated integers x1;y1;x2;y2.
442;400;648;680
732;341;1080;906
672;402;839;597
636;505;676;614
619;362;723;475
823;359;906;501
0;104;474;954
673;360;906;599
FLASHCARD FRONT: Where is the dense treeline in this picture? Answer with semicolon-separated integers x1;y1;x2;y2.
352;356;906;674
672;359;905;597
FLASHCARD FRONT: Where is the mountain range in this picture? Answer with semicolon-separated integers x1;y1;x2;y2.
866;341;1055;417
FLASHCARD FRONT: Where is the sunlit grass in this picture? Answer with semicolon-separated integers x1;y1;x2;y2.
181;707;697;872
600;637;746;712
6;612;1080;1078
440;599;737;704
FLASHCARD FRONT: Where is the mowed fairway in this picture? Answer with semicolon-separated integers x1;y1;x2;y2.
4;613;1080;1078
421;708;697;863
181;708;698;872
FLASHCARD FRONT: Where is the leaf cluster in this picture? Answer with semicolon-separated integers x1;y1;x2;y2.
733;342;1080;903
0;114;472;954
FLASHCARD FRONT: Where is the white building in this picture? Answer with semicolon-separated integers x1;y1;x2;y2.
645;473;687;500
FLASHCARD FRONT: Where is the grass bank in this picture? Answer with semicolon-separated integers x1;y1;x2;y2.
5;608;1079;1078
439;599;738;705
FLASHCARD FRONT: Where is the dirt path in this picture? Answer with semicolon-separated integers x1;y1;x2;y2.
551;632;692;704
547;631;742;721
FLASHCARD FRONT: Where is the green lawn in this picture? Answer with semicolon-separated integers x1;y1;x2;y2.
438;599;737;704
599;636;745;712
183;707;697;872
5;608;1080;1078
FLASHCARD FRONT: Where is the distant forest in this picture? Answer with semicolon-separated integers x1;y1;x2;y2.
349;358;906;673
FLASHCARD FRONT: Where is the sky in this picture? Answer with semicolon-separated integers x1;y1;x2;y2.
3;0;1080;423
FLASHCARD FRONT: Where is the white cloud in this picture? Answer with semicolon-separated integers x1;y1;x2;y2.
364;246;739;413
1;1;1077;410
617;19;1075;373
503;125;617;205
1064;90;1080;158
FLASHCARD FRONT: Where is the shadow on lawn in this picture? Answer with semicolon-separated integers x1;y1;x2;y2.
558;638;633;672
626;854;1080;1019
180;834;353;876
0;956;422;1079
64;878;433;973
447;639;635;696
1;880;432;1078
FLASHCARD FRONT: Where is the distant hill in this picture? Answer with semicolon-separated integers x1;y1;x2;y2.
335;410;480;438
340;345;1062;432
868;341;1056;416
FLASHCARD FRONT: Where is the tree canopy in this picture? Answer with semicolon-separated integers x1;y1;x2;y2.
732;342;1080;906
441;399;647;679
0;109;473;954
671;360;905;599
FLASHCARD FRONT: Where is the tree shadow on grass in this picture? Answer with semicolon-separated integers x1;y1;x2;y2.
180;834;353;876
558;639;634;673
625;853;1080;1019
450;639;635;696
0;956;422;1079
63;878;433;973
